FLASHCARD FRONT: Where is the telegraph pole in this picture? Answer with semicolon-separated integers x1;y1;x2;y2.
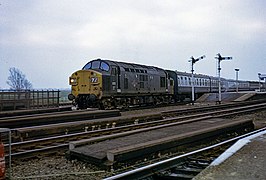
235;68;239;93
215;53;232;104
189;55;205;105
258;73;266;92
258;73;261;92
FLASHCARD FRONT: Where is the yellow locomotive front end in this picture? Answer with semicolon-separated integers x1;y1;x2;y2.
68;70;102;109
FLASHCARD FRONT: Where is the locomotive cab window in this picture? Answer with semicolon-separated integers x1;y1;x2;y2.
83;62;92;70
92;61;101;69
83;60;110;71
100;62;110;71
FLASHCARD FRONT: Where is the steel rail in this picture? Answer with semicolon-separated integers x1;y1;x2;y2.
10;102;266;146
13;100;266;143
6;101;266;158
0;109;120;128
103;127;266;180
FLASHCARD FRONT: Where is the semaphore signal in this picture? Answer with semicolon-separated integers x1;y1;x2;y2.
215;53;233;104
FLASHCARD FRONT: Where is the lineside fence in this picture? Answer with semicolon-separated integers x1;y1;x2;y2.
0;90;60;111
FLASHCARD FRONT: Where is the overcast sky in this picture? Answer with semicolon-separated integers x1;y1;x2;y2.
1;0;265;89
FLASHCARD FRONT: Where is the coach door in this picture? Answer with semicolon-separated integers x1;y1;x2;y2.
169;78;174;94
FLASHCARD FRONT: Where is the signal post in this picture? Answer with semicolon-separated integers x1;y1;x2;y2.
189;55;205;105
215;53;232;104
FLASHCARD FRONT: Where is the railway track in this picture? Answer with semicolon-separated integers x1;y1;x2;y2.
103;127;266;180
5;100;266;160
0;109;120;128
11;99;266;142
0;105;72;118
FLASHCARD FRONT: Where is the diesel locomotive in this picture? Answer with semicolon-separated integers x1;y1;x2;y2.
68;58;264;109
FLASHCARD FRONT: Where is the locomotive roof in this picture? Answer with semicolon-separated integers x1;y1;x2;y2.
92;59;165;72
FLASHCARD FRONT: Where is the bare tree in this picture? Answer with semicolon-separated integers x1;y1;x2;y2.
6;67;33;91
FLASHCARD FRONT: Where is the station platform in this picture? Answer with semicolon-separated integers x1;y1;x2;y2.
197;91;266;102
194;129;266;180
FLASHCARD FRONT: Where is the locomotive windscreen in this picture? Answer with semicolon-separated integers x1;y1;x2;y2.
83;60;110;71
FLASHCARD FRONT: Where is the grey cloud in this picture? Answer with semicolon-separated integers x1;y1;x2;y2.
0;0;265;89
